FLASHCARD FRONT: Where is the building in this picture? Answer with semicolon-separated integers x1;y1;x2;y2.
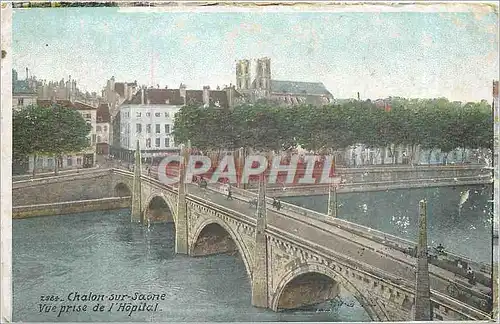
12;67;101;109
102;76;138;117
31;99;97;172
102;77;139;156
12;68;37;110
96;103;111;155
116;85;239;160
235;57;334;106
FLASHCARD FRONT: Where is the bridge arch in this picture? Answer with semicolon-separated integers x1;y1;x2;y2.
189;218;252;280
143;193;176;223
271;262;388;321
114;182;132;197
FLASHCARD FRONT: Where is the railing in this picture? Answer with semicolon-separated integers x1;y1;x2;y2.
13;166;101;181
13;167;112;184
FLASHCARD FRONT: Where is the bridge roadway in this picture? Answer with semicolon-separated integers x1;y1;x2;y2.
176;180;491;319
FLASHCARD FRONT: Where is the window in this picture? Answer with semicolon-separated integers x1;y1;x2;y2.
155;138;160;147
155;112;161;117
136;123;142;133
97;135;102;143
92;134;96;145
164;112;169;118
103;125;107;132
146;124;151;133
17;98;24;106
155;124;160;134
136;112;142;117
47;158;54;168
146;112;151;117
96;125;102;132
126;112;130;118
67;158;73;166
164;137;170;148
85;113;91;119
77;157;82;165
146;138;151;148
164;124;170;134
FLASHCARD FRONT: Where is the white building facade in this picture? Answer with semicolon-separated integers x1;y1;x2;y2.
120;105;180;157
119;89;182;158
96;103;111;155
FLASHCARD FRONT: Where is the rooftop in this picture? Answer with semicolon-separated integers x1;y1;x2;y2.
37;99;96;111
270;80;333;97
123;87;236;109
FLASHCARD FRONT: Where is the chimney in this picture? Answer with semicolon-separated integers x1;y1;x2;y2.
203;86;210;106
179;83;187;104
141;87;145;105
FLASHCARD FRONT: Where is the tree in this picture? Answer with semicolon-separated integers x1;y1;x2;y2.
13;104;92;176
172;97;492;167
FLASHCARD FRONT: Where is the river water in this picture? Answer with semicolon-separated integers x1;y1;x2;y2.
13;184;492;322
13;209;369;322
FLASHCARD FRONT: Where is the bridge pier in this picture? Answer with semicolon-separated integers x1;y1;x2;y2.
175;142;190;255
252;173;269;308
131;140;143;223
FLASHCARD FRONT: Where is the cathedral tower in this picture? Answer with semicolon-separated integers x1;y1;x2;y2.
236;59;251;91
255;57;271;98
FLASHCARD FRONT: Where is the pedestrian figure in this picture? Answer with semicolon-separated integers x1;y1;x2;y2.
226;184;233;200
467;266;476;285
200;176;207;189
436;243;446;255
272;197;278;209
276;200;282;211
147;167;151;177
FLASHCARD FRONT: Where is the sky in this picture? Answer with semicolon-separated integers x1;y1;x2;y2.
12;4;499;102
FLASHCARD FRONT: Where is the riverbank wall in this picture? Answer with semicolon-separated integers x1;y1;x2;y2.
12;196;131;219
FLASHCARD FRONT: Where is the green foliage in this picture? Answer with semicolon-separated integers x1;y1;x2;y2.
172;98;493;155
13;104;92;161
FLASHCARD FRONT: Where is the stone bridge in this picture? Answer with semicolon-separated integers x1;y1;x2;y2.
12;168;492;321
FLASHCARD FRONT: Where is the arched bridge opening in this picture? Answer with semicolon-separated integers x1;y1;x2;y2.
145;196;174;223
277;272;341;310
114;183;131;197
191;223;238;257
